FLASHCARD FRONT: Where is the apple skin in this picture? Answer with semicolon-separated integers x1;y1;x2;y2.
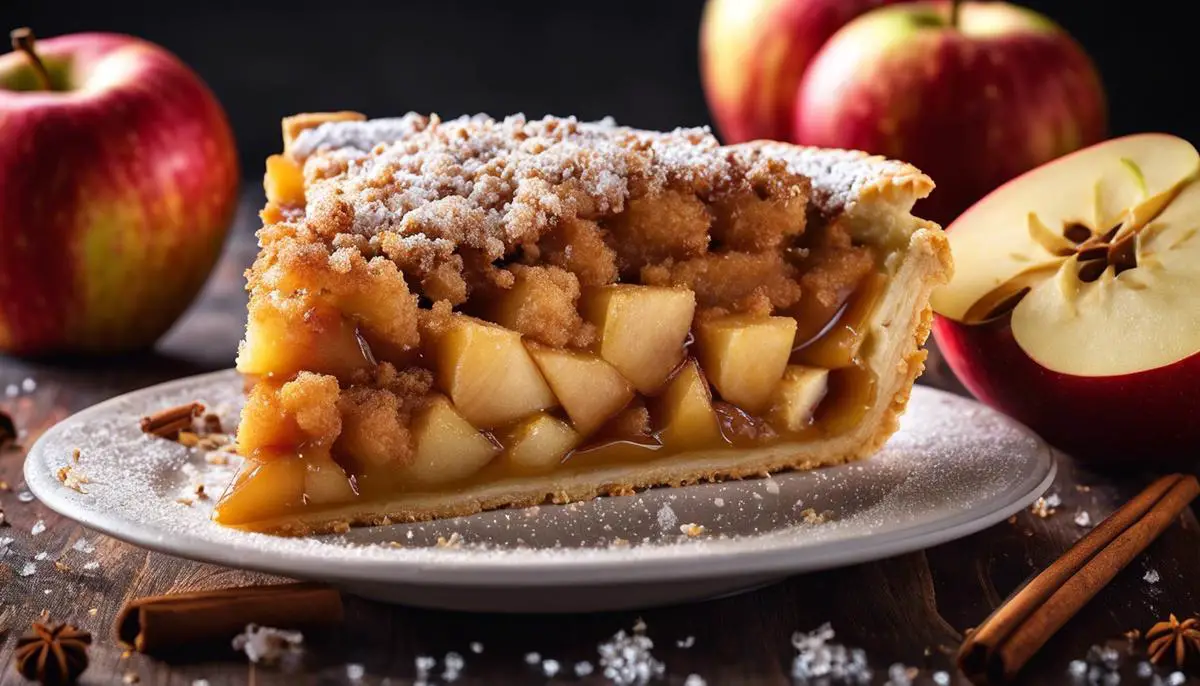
0;32;239;356
792;2;1107;226
699;0;912;144
932;314;1200;468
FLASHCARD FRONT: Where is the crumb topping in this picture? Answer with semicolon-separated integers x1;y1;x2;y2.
252;112;924;323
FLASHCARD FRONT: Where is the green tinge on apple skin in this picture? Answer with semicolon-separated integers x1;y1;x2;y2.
0;55;75;92
838;1;1061;47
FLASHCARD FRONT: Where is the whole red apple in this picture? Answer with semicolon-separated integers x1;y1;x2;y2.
931;134;1200;466
699;0;911;144
792;1;1107;226
0;28;238;356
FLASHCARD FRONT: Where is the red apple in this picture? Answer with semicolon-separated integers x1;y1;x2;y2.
0;28;239;356
699;0;911;144
930;133;1200;466
792;1;1107;226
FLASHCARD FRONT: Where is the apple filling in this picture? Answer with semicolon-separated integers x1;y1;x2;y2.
215;112;951;534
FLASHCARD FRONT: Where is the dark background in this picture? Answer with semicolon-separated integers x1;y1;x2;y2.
5;0;1192;179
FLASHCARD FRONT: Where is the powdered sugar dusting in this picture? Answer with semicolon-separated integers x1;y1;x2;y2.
284;113;921;268
24;371;1052;592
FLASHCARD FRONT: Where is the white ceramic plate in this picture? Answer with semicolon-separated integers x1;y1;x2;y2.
25;370;1054;613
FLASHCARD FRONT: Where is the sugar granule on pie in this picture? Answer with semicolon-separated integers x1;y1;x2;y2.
231;624;304;666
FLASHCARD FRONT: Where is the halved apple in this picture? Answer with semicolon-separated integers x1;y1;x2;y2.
656;359;723;450
427;315;557;428
525;343;634;436
930;133;1200;463
694;314;797;414
582;284;696;394
501;412;580;471
397;395;501;486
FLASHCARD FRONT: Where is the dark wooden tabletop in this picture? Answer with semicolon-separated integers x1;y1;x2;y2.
1;188;1198;686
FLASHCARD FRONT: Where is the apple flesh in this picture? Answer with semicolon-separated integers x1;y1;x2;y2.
769;365;829;432
695;314;798;414
699;0;910;143
0;31;239;355
302;452;358;506
792;1;1106;225
398;395;501;486
656;359;723;450
501;413;580;471
931;133;1200;465
214;459;306;525
525;343;634;436
582;284;696;395
427;315;557;429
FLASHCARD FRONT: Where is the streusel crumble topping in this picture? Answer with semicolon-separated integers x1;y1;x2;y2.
253;112;887;330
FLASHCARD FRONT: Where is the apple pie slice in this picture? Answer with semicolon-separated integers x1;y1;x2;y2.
214;111;952;535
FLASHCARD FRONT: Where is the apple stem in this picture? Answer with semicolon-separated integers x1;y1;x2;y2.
949;0;963;28
10;27;52;91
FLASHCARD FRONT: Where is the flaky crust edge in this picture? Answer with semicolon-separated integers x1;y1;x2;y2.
230;153;954;537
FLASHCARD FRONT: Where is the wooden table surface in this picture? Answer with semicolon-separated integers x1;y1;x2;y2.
1;188;1198;686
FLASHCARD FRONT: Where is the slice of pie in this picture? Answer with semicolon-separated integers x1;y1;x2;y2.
213;111;952;535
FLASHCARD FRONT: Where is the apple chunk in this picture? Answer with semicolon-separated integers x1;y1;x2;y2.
428;315;556;428
213;459;306;525
397;396;500;487
656;359;723;450
525;343;634;436
237;297;373;380
769;365;829;432
695;314;797;413
582;284;696;394
264;154;305;207
502;413;580;471
302;452;358;505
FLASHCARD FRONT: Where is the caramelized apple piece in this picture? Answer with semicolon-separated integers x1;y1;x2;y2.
582;284;696;394
791;273;885;369
657;359;723;450
213;458;306;525
525;343;634;436
502;413;580;471
397;396;500;486
695;314;797;414
302;452;358;506
237;298;374;380
429;315;556;428
264;154;305;207
769;365;830;432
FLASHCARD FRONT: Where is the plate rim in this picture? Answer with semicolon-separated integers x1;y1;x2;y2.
24;369;1056;587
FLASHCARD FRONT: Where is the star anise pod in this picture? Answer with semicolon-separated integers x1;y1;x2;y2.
14;621;92;685
1147;614;1200;666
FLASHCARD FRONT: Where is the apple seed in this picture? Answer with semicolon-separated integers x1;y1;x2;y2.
1063;223;1092;244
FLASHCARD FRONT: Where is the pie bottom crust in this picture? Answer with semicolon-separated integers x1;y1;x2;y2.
224;225;949;536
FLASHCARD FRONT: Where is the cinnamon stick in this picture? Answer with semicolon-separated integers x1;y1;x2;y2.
958;473;1200;684
115;582;343;655
139;402;204;439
